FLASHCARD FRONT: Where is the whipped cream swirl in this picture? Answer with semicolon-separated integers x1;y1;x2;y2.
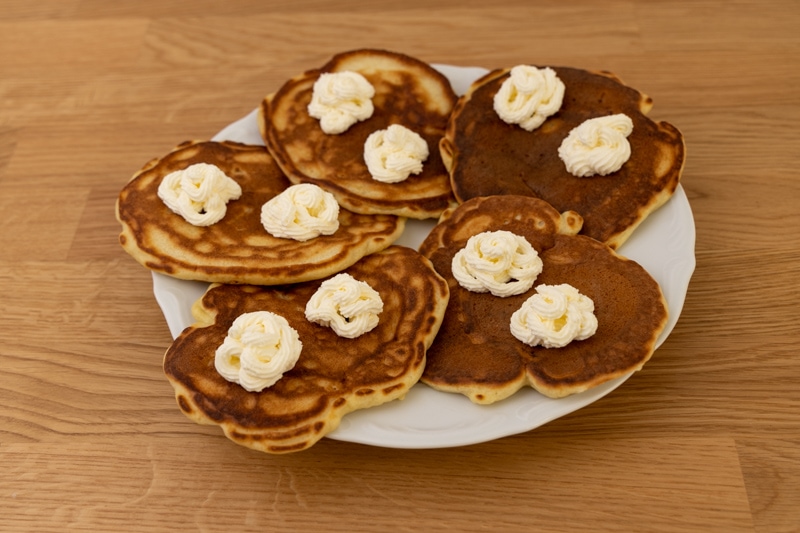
558;113;634;177
451;230;543;297
157;163;242;226
364;124;429;183
493;65;565;131
215;311;302;392
305;273;384;338
307;71;375;134
510;283;598;348
261;183;340;241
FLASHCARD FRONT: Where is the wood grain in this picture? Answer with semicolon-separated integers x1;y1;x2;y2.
1;1;798;531
1;436;756;532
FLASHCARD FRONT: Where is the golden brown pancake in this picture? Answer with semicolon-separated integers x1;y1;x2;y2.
116;140;405;285
419;195;668;403
442;66;685;249
163;245;450;454
260;48;458;219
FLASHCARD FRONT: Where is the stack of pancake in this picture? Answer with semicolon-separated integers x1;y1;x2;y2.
117;140;406;285
165;247;449;453
418;196;668;403
442;66;685;249
260;48;458;220
116;48;683;453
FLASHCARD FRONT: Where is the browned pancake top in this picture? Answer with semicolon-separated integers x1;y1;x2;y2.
420;195;668;401
261;49;458;219
163;246;449;453
116;140;404;285
444;66;685;249
420;194;583;259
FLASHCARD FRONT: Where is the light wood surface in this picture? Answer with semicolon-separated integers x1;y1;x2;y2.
1;1;798;531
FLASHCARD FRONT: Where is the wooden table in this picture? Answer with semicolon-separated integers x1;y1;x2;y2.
2;1;798;531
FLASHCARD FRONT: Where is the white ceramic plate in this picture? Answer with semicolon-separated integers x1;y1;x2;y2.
152;65;695;449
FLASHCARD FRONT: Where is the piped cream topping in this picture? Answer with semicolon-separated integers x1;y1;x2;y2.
261;183;340;241
307;71;375;134
451;230;543;297
305;273;383;338
558;113;634;177
493;65;565;131
510;283;598;348
157;163;242;226
364;124;429;183
215;311;302;392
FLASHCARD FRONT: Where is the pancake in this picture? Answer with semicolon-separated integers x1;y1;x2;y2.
116;140;405;285
442;66;685;249
419;195;668;403
163;245;450;454
259;48;458;219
